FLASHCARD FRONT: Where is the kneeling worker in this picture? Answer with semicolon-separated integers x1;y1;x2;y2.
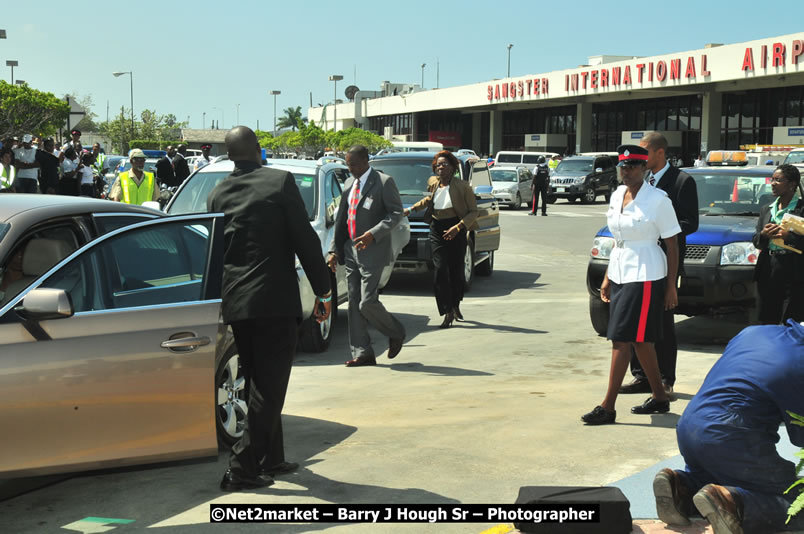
653;319;804;534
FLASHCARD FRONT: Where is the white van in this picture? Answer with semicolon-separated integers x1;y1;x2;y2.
375;141;444;156
493;151;559;172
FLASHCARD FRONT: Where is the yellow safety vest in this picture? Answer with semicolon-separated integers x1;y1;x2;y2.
548;159;559;169
119;171;155;205
0;164;15;189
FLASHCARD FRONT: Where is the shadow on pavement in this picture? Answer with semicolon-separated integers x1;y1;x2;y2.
383;270;544;299
457;320;547;335
611;413;681;429
0;415;461;533
384;361;493;377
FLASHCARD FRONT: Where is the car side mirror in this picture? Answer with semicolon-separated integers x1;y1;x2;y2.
595;168;604;173
15;288;74;321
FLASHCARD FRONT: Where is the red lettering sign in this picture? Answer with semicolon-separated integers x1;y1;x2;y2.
542;78;548;95
793;40;804;65
773;42;785;67
518;80;524;97
636;63;645;83
590;70;598;89
600;69;609;87
685;57;696;78
612;67;621;85
623;65;632;84
487;85;493;100
580;71;589;89
669;59;681;80
761;45;768;68
742;48;754;71
648;62;653;82
534;78;541;95
510;82;517;97
494;84;500;99
527;79;533;94
571;74;578;91
502;83;508;98
701;54;711;76
656;60;667;81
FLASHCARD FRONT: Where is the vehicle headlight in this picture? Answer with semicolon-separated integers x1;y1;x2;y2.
590;237;615;259
720;242;759;265
575;177;586;184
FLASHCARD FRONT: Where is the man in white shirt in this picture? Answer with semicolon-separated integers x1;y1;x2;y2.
12;134;40;193
194;143;215;171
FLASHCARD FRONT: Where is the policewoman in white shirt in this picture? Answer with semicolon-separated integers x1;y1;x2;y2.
582;144;681;425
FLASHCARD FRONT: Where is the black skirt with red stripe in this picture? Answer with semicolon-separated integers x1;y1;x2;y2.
607;278;666;343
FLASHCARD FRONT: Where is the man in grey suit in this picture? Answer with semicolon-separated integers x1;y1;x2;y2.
327;145;406;367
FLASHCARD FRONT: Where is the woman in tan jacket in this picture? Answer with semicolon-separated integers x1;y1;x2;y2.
403;151;479;328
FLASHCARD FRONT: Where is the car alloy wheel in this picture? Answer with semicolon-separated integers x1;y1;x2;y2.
515;192;522;210
584;187;596;204
216;346;247;446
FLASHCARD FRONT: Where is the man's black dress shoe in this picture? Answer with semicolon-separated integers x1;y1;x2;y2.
388;337;404;359
220;468;274;492
345;356;377;367
631;396;670;414
619;378;652;394
528;212;537;216
581;406;616;425
260;461;298;477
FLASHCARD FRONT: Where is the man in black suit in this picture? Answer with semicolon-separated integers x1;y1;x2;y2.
529;156;550;216
327;145;406;367
620;131;698;395
208;126;332;492
173;144;191;185
155;145;176;187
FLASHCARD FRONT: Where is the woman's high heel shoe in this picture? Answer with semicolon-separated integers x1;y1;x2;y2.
439;312;455;329
453;305;464;321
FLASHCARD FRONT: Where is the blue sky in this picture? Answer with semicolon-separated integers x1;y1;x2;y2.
3;0;803;133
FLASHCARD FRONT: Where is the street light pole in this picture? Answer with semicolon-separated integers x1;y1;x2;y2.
6;60;18;84
269;90;281;135
202;112;206;129
328;75;343;131
507;44;514;78
236;103;240;126
421;63;426;88
112;71;134;134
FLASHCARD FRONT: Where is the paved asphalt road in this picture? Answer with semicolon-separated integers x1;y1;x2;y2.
1;199;756;533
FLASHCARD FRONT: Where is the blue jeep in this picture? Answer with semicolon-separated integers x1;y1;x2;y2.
586;166;781;335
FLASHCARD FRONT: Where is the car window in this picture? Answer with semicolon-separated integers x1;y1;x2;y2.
556;160;594;173
93;214;159;235
490;169;518;182
168;171;229;215
0;225;81;307
784;152;804;165
371;160;435;195
40;220;213;312
496;154;521;164
691;173;773;216
523;155;541;164
324;170;343;221
293;174;317;220
470;161;493;188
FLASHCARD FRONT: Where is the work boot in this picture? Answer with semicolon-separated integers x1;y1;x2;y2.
653;468;692;526
693;484;743;534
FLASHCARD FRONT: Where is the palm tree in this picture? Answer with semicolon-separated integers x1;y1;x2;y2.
277;106;307;131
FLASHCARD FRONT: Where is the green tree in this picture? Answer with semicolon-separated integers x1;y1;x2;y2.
0;81;70;139
71;93;99;132
276;106;306;131
327;127;392;153
255;129;274;149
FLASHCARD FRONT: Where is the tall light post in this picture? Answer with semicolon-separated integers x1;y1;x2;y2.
236;103;240;126
112;71;134;133
0;29;7;39
6;60;18;84
421;63;426;88
269;90;281;134
202;112;206;129
213;107;224;129
507;44;514;78
328;75;343;131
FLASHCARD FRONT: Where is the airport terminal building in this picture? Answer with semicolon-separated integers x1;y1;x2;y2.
308;32;804;162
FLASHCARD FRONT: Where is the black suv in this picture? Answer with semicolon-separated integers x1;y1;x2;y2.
371;152;501;290
549;155;618;204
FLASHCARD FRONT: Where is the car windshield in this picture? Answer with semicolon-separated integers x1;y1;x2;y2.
555;160;593;173
167;170;317;220
371;160;444;195
690;172;775;216
785;152;804;165
117;159;159;175
490;169;518;182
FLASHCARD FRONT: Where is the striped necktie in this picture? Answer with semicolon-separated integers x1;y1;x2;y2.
348;179;361;239
649;173;656;186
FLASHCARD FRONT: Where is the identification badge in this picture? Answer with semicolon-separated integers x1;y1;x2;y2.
363;197;373;209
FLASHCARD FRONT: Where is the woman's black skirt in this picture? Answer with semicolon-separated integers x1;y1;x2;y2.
607;278;666;343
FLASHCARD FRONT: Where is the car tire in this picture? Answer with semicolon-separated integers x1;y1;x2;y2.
589;295;610;337
476;250;494;276
582;187;596;204
463;235;475;292
514;193;522;210
567;196;577;203
215;341;247;448
298;279;337;353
